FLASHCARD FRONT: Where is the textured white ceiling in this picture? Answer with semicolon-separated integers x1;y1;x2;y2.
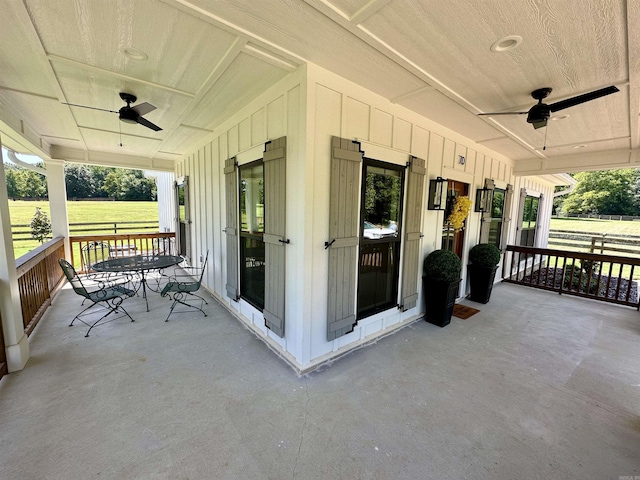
0;0;637;166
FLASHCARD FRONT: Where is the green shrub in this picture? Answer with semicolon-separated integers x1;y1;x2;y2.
581;259;600;275
563;263;598;293
423;250;462;282
469;243;501;267
30;207;51;244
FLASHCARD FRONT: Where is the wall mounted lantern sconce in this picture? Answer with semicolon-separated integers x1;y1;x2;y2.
475;187;493;213
428;176;447;210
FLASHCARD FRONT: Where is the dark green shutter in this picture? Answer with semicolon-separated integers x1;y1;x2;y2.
327;137;362;340
263;136;287;337
224;157;239;300
400;155;426;311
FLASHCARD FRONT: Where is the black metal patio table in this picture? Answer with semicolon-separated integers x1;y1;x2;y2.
92;255;183;312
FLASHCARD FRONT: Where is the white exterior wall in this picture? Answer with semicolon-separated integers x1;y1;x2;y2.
175;67;307;367
303;64;554;369
175;63;555;372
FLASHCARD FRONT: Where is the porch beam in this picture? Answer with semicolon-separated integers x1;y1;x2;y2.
50;146;175;172
513;148;640;175
0;136;29;372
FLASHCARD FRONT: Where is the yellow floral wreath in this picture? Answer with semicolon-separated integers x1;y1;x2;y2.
446;195;471;232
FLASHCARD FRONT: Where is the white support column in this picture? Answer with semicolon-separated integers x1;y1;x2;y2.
153;171;176;232
46;159;70;258
0;144;29;372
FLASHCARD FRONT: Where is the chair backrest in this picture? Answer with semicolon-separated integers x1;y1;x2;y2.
80;241;111;272
59;258;90;299
196;251;209;286
152;237;176;256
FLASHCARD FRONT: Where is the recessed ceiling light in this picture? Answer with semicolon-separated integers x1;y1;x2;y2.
121;47;148;61
573;144;588;149
552;114;570;121
490;35;523;52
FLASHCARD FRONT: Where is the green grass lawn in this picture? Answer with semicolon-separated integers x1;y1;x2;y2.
10;200;159;258
549;217;640;281
550;217;640;235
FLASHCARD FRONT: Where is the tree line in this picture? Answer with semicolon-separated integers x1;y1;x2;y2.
4;163;156;201
554;169;640;216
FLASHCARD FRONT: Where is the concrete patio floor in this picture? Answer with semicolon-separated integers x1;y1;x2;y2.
1;282;639;479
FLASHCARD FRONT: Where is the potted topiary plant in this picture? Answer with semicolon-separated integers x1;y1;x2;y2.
422;249;462;327
467;243;501;303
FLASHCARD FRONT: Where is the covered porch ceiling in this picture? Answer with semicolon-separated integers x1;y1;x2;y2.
1;0;639;173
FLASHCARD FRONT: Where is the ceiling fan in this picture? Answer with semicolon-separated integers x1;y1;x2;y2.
63;92;162;131
478;85;619;129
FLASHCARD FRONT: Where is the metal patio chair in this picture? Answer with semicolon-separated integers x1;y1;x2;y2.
161;251;208;322
59;258;136;337
80;241;111;273
80;240;140;295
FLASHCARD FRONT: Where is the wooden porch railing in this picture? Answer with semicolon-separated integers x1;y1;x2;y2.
503;245;640;309
15;237;66;336
69;232;176;272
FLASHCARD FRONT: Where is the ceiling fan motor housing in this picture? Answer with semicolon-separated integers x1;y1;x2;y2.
119;107;138;124
527;103;550;126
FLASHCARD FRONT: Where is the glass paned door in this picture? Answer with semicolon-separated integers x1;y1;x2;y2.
442;180;469;259
239;161;265;310
357;160;404;319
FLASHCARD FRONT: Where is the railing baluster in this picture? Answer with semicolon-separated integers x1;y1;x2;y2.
614;263;623;302
577;259;584;293
626;265;634;303
605;262;614;299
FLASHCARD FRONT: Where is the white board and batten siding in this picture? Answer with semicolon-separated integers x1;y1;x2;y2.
305;64;556;368
174;71;305;364
174;63;557;372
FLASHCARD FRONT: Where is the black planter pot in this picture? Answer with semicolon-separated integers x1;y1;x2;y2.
467;264;498;304
422;277;460;327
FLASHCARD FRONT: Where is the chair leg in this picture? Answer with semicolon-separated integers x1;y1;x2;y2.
189;292;209;305
164;299;179;322
165;292;207;322
69;301;101;327
72;298;135;337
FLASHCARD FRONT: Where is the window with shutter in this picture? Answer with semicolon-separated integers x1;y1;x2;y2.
326;137;363;341
226;137;287;336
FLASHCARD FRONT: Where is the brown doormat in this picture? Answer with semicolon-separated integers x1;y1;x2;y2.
453;304;480;320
